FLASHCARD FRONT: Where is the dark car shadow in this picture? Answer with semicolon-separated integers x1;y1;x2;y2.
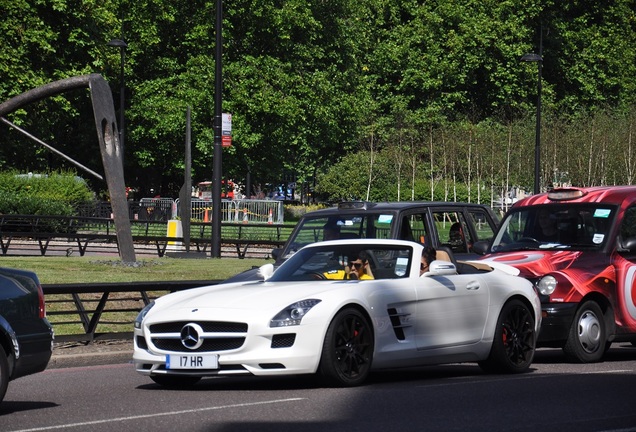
532;343;636;364
135;363;495;392
0;401;59;415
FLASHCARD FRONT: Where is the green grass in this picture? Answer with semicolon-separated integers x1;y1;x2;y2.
0;255;273;336
0;256;271;284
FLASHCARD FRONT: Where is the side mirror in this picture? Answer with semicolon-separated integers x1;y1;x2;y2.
421;260;457;277
472;240;490;255
618;236;636;252
259;263;275;281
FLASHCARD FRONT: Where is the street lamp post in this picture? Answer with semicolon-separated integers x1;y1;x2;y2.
107;39;127;166
211;0;223;258
521;52;543;195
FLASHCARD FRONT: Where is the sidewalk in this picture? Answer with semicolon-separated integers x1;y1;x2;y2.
48;339;133;369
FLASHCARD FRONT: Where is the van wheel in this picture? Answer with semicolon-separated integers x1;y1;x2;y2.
563;301;606;363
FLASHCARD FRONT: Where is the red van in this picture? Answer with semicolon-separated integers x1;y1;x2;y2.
475;186;636;362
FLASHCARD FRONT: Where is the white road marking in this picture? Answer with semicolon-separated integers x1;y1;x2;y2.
7;398;306;432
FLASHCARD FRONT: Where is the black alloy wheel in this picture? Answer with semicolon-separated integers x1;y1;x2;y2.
479;299;536;373
319;308;374;387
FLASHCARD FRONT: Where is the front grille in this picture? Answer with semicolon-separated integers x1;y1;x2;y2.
151;337;245;352
148;320;248;353
150;321;247;333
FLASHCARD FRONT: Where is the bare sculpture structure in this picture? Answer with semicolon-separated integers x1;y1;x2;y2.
0;74;136;262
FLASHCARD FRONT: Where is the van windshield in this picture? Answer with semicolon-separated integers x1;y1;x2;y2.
491;204;616;252
282;214;396;258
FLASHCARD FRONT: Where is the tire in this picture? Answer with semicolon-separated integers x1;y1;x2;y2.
319;308;374;387
150;374;201;388
563;301;606;363
0;347;9;404
479;299;536;374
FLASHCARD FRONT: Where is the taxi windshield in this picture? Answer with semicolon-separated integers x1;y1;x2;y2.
491;204;616;252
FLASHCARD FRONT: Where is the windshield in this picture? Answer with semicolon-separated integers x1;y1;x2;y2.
270;244;414;282
491;204;616;252
283;214;397;256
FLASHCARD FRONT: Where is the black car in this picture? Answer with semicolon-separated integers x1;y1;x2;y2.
226;201;500;282
0;267;54;403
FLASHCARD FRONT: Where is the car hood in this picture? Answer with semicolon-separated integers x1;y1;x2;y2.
480;250;583;278
149;280;351;316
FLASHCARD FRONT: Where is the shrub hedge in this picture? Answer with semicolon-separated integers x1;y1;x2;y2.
0;170;94;216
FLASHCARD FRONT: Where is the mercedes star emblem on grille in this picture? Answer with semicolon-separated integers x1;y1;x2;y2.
180;323;204;350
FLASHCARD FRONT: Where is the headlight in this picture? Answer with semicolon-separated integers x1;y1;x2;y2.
536;275;557;295
270;299;321;327
134;301;155;329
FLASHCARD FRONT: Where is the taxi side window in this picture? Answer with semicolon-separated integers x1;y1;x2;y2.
620;206;636;240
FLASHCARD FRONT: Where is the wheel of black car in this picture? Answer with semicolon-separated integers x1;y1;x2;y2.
319;308;374;387
0;347;9;403
563;300;606;363
479;299;536;373
150;374;201;388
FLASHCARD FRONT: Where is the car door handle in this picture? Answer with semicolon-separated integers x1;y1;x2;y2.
466;281;480;290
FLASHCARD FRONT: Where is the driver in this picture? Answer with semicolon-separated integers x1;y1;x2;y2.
323;250;374;280
536;210;558;241
346;251;374;280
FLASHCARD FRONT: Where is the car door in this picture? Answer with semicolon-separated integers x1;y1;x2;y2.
414;273;490;350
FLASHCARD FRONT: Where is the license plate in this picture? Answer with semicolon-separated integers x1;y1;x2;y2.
166;354;219;370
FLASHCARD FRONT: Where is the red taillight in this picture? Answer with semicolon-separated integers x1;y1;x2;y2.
37;284;46;318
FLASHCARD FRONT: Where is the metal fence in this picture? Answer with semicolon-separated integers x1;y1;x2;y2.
76;199;284;224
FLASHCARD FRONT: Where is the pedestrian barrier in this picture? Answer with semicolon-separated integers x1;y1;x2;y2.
43;280;221;342
0;214;292;258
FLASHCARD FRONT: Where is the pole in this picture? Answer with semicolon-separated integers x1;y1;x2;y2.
211;0;223;258
520;51;543;195
534;60;542;195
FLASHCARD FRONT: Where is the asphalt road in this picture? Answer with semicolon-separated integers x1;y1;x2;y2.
2;345;636;432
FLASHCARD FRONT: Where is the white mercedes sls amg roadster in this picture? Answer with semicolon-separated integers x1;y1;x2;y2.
133;239;541;387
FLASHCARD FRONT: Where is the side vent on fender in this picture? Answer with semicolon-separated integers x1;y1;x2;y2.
387;307;411;341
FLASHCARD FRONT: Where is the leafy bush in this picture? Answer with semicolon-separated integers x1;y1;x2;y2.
0;170;94;216
284;203;328;222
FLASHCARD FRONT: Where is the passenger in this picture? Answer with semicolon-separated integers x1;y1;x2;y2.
347;251;374;280
323;222;340;241
420;245;437;276
449;222;470;252
449;222;464;245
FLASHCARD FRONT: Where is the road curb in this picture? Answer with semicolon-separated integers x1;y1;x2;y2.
48;350;133;369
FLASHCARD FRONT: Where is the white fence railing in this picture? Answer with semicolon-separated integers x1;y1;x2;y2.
176;199;284;224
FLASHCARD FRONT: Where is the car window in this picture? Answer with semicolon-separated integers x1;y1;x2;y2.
401;213;428;244
432;211;470;253
271;244;414;282
468;209;497;243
